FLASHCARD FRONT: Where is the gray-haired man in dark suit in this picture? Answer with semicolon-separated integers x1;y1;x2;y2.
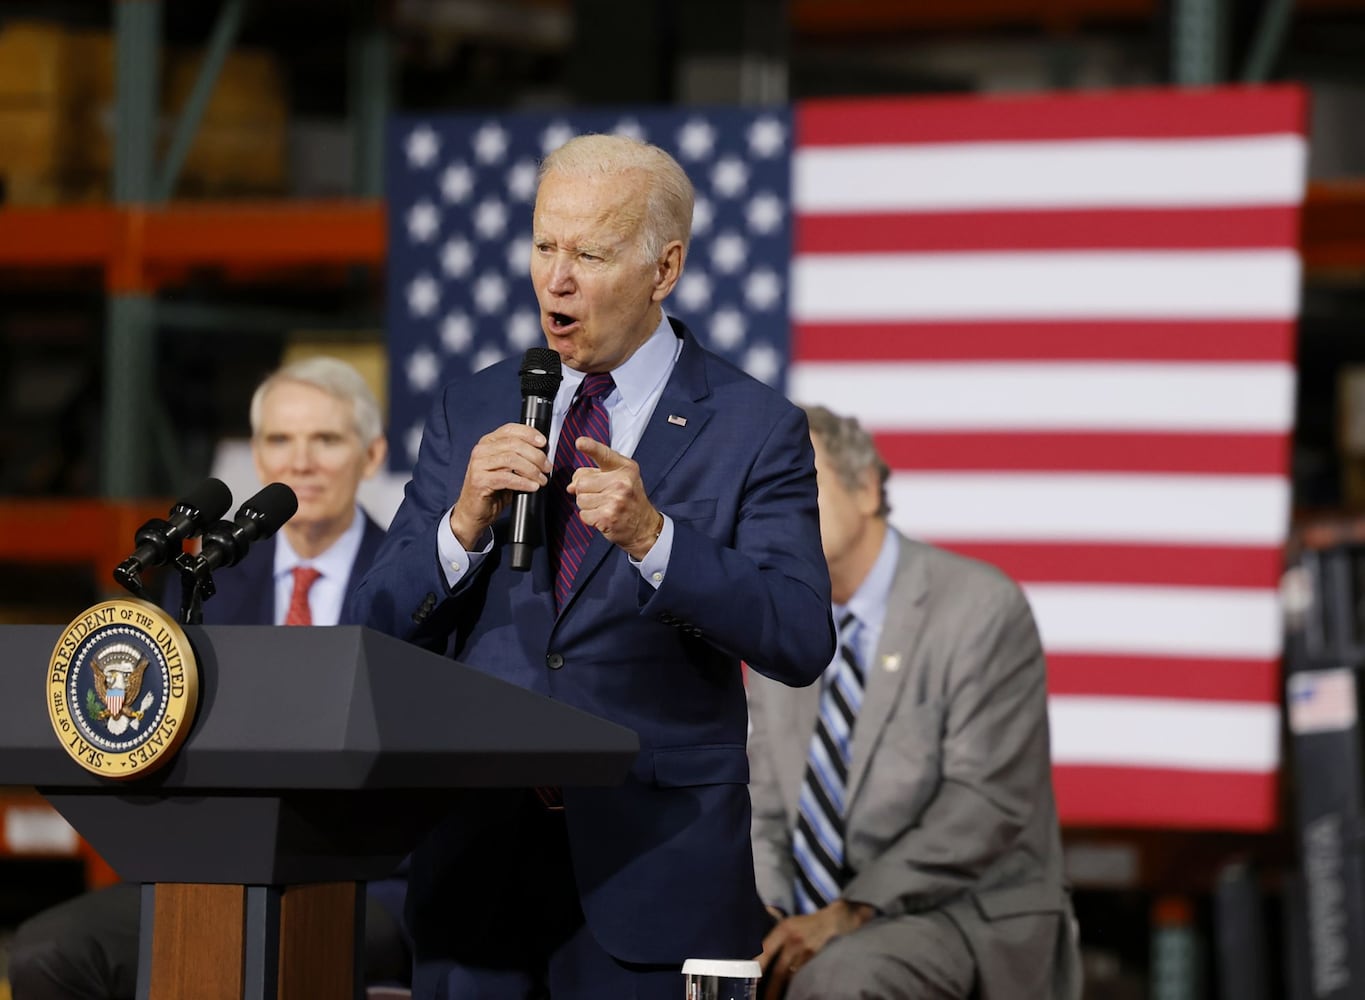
8;357;406;999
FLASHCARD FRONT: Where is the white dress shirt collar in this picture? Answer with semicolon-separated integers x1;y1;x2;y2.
556;312;677;417
271;507;366;627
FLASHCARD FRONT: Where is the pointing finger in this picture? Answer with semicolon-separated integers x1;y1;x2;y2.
576;436;628;470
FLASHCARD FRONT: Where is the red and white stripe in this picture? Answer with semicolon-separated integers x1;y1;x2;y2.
789;86;1308;831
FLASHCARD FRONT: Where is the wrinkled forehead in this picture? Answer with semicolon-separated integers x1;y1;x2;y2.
533;169;649;244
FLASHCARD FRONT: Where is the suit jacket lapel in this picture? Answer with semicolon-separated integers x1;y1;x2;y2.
253;547;276;624
556;321;712;616
343;515;385;603
231;538;276;625
632;327;712;496
845;533;926;805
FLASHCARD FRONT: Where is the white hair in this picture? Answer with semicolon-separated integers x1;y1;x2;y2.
249;356;383;447
539;133;694;263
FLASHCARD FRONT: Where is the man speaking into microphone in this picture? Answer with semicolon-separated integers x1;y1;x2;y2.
348;134;834;998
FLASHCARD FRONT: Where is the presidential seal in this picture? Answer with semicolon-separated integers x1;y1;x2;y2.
47;598;198;779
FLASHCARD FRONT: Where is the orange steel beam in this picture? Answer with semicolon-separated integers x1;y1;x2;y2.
0;201;385;291
142;200;385;267
1303;179;1365;271
793;0;1365;34
0;207;117;267
1;189;1364;281
0;499;169;584
792;0;1156;34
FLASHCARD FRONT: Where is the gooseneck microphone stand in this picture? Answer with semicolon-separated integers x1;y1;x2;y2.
173;552;217;625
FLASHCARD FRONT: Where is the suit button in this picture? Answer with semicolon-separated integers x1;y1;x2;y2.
546;653;565;670
411;593;437;624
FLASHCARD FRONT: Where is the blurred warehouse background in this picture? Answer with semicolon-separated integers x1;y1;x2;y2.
4;2;1365;998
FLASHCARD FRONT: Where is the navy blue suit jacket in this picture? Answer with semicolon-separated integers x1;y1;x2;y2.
175;513;386;625
348;321;835;965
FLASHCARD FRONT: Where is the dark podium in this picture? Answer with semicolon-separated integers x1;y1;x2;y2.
4;624;639;1000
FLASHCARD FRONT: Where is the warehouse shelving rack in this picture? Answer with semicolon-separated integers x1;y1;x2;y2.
4;0;1365;921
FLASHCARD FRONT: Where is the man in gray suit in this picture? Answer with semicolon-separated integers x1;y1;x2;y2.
748;405;1080;1000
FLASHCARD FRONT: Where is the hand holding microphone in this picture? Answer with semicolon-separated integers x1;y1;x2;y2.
447;348;562;558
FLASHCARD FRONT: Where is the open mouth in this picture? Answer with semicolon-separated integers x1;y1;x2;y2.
548;312;579;334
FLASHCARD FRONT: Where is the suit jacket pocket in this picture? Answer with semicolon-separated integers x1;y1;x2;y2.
973;881;1068;920
848;698;944;860
648;744;749;787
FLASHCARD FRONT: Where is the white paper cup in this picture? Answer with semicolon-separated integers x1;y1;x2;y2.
682;958;762;1000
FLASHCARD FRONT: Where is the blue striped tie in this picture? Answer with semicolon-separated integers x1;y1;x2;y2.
547;373;614;610
793;610;864;914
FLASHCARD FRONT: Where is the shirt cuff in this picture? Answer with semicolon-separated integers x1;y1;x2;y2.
437;507;492;589
629;514;673;589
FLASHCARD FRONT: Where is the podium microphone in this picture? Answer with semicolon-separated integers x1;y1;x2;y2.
195;482;299;573
171;483;297;624
113;478;233;594
510;347;563;571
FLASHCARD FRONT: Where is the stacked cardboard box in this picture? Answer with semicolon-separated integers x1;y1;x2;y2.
0;20;288;205
1340;367;1365;509
164;47;288;196
0;23;108;204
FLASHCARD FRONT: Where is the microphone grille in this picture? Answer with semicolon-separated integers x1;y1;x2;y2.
519;347;563;400
240;482;299;538
177;477;233;524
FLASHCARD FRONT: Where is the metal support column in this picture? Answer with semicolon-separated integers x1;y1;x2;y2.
1243;0;1297;83
154;0;249;202
1171;0;1227;86
1214;862;1272;1000
103;0;162;498
350;1;391;198
675;0;788;105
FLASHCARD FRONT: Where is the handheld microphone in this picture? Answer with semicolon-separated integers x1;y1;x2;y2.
113;478;233;593
194;482;299;573
509;347;563;571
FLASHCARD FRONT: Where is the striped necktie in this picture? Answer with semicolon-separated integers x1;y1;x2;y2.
792;610;865;914
547;373;614;610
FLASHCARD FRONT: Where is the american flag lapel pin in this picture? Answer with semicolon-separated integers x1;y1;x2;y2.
667;414;687;427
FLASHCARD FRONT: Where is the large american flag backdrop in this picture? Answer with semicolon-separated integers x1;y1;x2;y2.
386;85;1308;831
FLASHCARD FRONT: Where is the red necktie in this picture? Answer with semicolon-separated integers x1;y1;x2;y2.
547;373;614;610
285;566;321;626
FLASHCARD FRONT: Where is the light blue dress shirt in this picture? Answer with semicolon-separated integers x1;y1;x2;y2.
271;506;367;626
832;529;900;675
